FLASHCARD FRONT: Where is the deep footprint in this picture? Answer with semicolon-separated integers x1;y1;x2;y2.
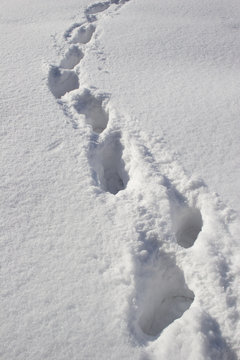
168;186;203;248
70;24;95;44
90;132;129;194
71;89;109;133
60;46;84;69
48;66;79;98
137;253;194;336
174;207;203;248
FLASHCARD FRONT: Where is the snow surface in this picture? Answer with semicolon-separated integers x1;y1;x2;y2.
1;0;240;359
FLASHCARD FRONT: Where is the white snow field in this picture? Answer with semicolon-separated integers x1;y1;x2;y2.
1;0;240;359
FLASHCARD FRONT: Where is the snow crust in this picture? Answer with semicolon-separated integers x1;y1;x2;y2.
1;0;240;359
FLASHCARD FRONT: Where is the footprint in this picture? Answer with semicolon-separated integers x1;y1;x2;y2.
70;24;95;44
174;207;203;248
60;46;84;69
85;2;111;16
199;313;238;360
71;89;109;133
90;131;129;194
48;66;79;98
169;188;203;248
64;22;83;40
136;251;194;337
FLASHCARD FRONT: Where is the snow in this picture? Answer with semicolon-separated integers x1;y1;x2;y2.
1;0;240;359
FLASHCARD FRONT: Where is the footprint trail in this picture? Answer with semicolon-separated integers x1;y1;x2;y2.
47;1;239;358
48;0;127;132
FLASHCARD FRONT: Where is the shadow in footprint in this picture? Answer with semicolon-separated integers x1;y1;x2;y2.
70;24;95;44
64;22;83;40
167;184;203;248
136;251;194;337
72;89;109;134
85;2;110;16
200;313;237;360
60;46;84;69
48;66;79;98
90;131;129;195
174;207;203;248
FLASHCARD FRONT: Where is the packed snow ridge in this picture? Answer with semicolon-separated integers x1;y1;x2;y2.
47;0;240;358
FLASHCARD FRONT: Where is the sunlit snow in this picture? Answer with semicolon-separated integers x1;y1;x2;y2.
1;0;240;359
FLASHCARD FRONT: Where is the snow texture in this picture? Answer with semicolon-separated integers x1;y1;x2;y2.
1;0;240;359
